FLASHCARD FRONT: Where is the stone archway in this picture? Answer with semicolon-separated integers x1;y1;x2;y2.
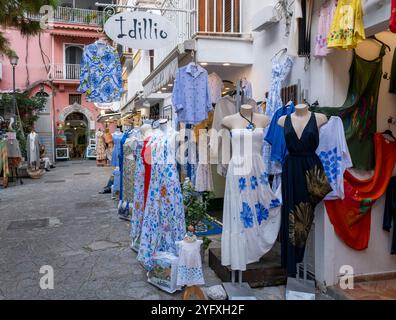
59;103;96;131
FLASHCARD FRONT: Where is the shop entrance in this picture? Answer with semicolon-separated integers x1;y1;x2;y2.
64;112;89;159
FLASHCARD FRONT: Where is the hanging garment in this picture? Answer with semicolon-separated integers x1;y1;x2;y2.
122;134;139;204
263;54;294;176
222;129;282;271
281;113;332;277
288;0;303;56
27;132;40;167
6;133;21;158
241;79;253;99
0;140;9;181
95;131;106;161
208;73;224;104
316;116;353;200
311;46;386;170
325;134;396;250
142;137;152;208
131;139;145;248
172;63;213;125
265;102;295;165
195;129;214;193
327;0;365;50
314;0;337;57
78;42;123;103
118;132;129;201
176;240;205;287
384;177;396;255
138;130;185;270
390;0;396;33
111;132;123;167
210;96;257;177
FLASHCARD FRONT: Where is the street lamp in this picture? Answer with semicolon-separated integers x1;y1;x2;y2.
9;52;19;124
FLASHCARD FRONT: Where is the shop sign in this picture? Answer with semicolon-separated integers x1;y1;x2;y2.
104;11;177;50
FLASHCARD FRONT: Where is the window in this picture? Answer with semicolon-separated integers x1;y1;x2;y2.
36;91;50;113
69;94;82;105
65;45;83;79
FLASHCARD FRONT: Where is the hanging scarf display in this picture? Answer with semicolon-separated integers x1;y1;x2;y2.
390;0;396;33
311;46;387;170
324;133;396;250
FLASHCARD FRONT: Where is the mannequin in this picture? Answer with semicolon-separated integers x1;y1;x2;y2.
221;104;270;130
140;123;153;139
278;103;328;133
27;128;40;169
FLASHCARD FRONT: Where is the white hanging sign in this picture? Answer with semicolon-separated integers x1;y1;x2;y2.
104;11;177;50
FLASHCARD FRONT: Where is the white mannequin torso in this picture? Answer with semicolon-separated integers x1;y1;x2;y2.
278;103;328;138
221;104;270;130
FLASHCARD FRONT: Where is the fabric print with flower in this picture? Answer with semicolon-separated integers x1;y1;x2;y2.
78;42;123;103
137;132;185;270
239;177;247;192
260;173;269;185
305;165;332;206
240;202;254;229
255;203;269;225
250;176;258;190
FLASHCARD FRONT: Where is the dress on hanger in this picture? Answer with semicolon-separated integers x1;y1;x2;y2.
195;129;214;193
327;0;365;50
263;54;293;176
391;0;396;33
131;138;146;248
138;130;185;270
281;113;332;277
142;137;152;208
122;133;139;204
95;131;106;161
311;46;386;170
314;0;337;57
222;129;282;271
111;132;123;167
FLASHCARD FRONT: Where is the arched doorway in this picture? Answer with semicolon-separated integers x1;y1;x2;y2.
64;112;89;159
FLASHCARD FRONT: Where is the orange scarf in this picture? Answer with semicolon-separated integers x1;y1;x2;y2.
325;133;396;250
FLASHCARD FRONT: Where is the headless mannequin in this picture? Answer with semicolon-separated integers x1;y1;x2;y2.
221;104;270;130
140;124;153;139
278;103;328;135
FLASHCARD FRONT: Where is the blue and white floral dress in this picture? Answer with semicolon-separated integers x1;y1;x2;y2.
222;128;282;271
138;129;185;270
130;139;145;250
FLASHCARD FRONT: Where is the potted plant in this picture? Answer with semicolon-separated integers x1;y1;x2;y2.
182;178;215;262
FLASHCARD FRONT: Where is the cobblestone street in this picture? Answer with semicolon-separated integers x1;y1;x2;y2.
0;161;223;300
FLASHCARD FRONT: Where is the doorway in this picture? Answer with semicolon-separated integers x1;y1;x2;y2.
64;112;89;159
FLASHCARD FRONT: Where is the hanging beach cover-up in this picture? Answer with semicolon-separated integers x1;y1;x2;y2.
311;45;386;170
327;0;365;50
324;133;396;250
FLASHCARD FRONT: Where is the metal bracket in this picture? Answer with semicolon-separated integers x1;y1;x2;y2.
95;2;196;14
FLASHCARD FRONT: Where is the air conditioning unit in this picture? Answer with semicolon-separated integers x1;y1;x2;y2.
251;6;280;32
0;62;2;81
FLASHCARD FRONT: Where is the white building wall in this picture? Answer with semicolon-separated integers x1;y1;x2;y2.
244;0;396;286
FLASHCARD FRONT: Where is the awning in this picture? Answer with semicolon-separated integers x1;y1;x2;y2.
97;112;121;123
142;49;179;98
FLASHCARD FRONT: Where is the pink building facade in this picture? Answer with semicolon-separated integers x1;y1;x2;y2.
0;5;114;161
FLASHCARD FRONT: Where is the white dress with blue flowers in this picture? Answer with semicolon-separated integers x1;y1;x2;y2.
222;128;282;271
137;129;186;270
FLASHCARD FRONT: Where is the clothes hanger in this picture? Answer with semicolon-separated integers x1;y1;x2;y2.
273;48;287;59
382;117;396;140
369;35;391;52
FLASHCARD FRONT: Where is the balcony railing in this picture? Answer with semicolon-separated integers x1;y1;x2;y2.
49;64;81;81
153;0;243;69
27;6;104;26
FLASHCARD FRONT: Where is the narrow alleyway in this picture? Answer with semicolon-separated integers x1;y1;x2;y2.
0;161;224;300
0;161;331;300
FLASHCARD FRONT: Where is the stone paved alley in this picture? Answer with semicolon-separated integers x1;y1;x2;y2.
0;161;331;300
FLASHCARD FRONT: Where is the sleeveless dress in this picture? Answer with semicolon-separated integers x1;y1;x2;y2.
281;113;332;277
137;130;185;270
222;129;282;272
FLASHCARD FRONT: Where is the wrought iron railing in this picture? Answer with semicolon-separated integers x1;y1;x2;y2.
50;64;81;80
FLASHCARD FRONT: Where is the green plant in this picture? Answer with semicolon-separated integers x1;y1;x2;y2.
0;92;47;157
182;178;215;251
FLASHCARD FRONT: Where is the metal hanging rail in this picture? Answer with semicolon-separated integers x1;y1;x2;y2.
94;2;196;14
